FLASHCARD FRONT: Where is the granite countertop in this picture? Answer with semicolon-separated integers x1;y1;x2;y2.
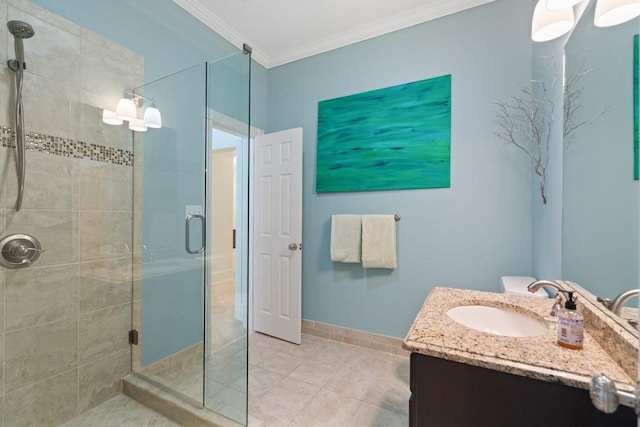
619;307;639;326
403;287;635;392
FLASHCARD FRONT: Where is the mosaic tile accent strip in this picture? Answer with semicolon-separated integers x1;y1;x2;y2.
0;126;133;166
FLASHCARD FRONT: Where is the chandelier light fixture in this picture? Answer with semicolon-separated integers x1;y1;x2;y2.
103;92;162;132
531;0;640;41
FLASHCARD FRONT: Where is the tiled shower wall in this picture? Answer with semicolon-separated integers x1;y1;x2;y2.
0;1;143;425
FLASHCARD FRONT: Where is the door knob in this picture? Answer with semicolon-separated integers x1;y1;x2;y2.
288;243;298;250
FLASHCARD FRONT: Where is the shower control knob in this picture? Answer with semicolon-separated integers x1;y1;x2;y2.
0;233;44;268
10;244;29;257
10;243;45;257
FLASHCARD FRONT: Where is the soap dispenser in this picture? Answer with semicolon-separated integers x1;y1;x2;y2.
557;291;584;349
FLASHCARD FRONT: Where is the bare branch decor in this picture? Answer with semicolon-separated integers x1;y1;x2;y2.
495;59;556;204
495;58;600;204
563;61;610;144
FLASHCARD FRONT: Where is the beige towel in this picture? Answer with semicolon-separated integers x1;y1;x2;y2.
330;215;362;263
361;215;397;269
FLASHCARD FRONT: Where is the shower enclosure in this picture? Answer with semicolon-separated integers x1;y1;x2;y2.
0;0;251;424
131;51;251;425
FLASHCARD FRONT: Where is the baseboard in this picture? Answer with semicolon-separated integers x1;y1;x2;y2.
302;319;410;357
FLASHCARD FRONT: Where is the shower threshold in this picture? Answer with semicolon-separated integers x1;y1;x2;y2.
123;374;244;427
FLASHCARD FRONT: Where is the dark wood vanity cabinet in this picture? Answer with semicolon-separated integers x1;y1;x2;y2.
409;353;636;427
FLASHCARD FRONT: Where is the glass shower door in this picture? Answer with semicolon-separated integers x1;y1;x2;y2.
131;50;250;425
132;62;208;405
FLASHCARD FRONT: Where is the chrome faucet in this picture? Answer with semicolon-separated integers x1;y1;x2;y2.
608;289;639;316
527;280;568;316
527;279;564;294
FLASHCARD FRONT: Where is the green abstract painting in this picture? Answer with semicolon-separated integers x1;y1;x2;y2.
316;74;451;193
635;34;639;180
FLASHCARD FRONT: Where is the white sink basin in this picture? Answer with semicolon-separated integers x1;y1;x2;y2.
446;305;548;337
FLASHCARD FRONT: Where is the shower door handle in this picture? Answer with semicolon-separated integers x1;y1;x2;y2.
185;214;205;254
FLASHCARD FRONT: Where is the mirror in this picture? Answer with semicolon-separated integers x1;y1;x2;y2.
563;1;640;335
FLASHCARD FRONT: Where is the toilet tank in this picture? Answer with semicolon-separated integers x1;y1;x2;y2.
500;276;548;298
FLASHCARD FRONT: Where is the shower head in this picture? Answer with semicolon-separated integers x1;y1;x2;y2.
7;21;34;72
7;21;35;39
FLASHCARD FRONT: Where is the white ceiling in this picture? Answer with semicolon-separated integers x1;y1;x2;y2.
173;0;495;69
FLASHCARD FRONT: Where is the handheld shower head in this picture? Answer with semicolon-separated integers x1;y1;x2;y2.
7;21;35;71
6;20;34;212
7;21;35;39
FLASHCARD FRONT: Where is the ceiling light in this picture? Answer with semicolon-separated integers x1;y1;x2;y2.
104;93;161;132
532;0;575;42
594;0;640;27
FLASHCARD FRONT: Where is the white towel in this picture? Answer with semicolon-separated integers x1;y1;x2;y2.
330;215;362;263
361;215;397;269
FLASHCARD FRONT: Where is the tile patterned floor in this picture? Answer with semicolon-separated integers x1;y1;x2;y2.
247;332;409;427
61;332;409;426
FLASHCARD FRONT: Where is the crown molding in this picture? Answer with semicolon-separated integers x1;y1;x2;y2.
268;0;495;68
174;0;495;69
172;0;271;67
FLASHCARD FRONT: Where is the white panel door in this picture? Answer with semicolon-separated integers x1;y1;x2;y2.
252;127;303;344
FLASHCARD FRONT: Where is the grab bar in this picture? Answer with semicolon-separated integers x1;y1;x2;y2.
185;214;205;254
590;373;639;416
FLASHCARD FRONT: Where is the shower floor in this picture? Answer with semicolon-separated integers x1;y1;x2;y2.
60;394;179;426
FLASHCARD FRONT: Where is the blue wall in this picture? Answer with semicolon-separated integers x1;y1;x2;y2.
137;63;208;364
267;0;535;338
